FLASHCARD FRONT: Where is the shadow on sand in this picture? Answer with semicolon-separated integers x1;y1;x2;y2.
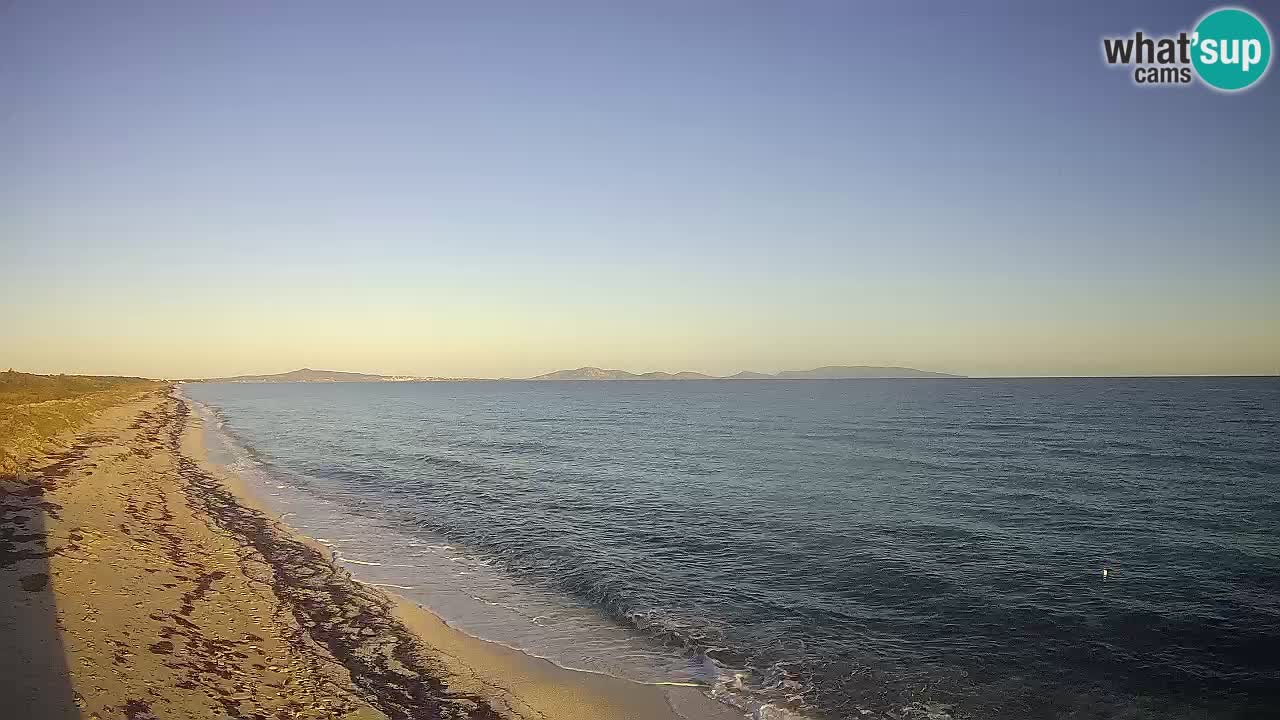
1;455;81;718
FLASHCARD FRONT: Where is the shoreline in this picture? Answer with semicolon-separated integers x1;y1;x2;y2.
4;387;387;719
2;386;742;719
177;388;742;720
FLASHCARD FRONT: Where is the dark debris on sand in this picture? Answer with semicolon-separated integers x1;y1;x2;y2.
147;395;505;720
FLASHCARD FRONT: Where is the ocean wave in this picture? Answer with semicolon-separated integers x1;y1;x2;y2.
179;379;1280;719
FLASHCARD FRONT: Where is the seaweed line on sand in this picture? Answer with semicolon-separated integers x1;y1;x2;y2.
158;392;505;720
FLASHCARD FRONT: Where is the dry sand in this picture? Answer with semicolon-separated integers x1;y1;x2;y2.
1;387;742;720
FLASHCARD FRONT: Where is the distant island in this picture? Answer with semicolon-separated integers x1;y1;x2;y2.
530;368;718;381
188;368;439;383
529;365;963;380
187;366;962;383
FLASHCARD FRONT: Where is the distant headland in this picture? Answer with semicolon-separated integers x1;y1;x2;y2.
188;368;435;383
186;366;964;383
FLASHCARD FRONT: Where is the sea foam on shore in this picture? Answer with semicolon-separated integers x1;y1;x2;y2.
187;392;770;719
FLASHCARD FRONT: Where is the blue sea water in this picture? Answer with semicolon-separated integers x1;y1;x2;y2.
181;378;1280;720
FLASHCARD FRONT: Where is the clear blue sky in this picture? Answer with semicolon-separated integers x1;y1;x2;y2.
4;1;1278;377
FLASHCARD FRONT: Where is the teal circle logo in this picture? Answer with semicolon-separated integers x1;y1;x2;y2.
1192;7;1272;91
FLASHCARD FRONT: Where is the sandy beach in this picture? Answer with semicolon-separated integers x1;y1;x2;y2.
1;385;739;720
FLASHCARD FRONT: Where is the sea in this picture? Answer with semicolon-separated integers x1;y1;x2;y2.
180;378;1280;720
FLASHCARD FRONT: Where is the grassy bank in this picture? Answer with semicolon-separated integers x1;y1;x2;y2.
0;370;164;475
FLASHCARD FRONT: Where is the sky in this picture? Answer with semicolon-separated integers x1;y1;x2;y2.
3;1;1278;378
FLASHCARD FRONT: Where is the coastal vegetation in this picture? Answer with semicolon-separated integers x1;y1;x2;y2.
0;370;161;475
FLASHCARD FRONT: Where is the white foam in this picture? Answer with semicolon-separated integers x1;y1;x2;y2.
181;388;740;707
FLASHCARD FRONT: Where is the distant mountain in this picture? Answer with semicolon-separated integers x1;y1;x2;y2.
192;368;426;383
530;367;640;381
528;365;962;380
772;366;961;379
638;371;717;380
191;365;962;383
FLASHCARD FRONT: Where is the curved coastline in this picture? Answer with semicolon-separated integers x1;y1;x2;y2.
177;388;745;720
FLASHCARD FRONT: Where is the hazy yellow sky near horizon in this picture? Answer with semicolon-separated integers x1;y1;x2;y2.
5;259;1278;379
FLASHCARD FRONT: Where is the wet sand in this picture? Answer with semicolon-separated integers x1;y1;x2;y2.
1;386;739;720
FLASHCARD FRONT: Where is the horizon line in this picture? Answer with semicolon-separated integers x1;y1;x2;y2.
7;368;1278;382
